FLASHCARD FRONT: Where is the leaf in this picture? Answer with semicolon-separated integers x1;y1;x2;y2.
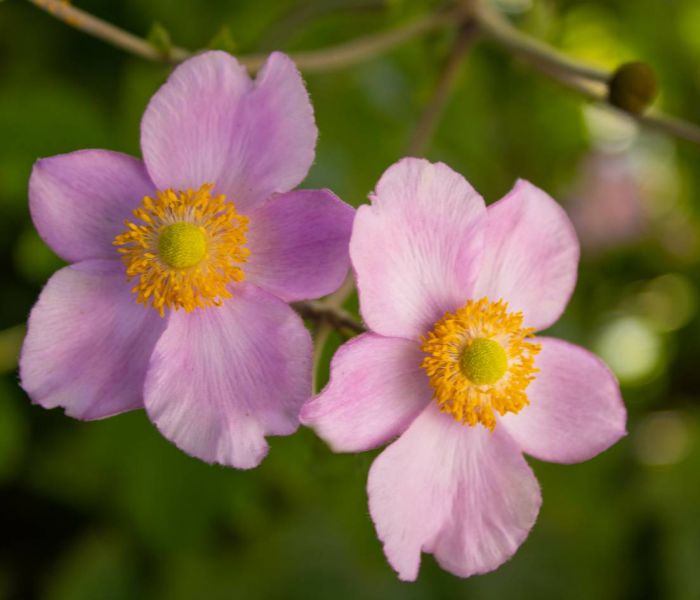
206;25;237;54
147;22;173;57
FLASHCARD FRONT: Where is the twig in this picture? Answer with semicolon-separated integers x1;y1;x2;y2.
307;274;358;393
639;112;700;146
407;21;477;156
28;0;190;61
283;11;454;73
474;3;608;83
474;2;700;146
293;300;365;335
524;55;700;146
27;0;455;73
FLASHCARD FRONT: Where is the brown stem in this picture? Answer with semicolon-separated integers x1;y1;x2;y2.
28;0;190;61
293;300;366;335
474;2;608;82
305;274;359;393
28;0;455;73
406;21;478;156
528;59;700;146
474;1;700;146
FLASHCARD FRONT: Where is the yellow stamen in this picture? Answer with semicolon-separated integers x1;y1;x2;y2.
421;298;541;430
113;183;249;316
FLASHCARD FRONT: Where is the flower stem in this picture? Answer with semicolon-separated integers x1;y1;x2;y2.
27;0;455;72
294;300;366;336
474;3;609;83
407;20;478;156
27;0;190;62
473;1;700;146
308;274;358;393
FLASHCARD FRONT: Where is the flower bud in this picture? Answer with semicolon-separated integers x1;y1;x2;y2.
608;61;658;114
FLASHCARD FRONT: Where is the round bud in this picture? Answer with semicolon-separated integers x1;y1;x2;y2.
608;61;658;114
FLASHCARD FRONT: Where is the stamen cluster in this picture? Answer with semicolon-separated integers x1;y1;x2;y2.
421;297;541;430
113;184;249;316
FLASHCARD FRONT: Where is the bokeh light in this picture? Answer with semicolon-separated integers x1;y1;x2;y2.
595;316;665;385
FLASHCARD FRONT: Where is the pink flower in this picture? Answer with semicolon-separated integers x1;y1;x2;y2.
20;51;354;469
568;152;647;254
302;158;626;580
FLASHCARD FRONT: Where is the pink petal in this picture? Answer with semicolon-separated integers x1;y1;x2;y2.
368;403;541;581
301;334;431;452
29;150;155;262
143;283;312;469
501;337;626;464
20;260;166;419
351;158;486;340
473;180;580;331
245;189;354;302
141;51;316;212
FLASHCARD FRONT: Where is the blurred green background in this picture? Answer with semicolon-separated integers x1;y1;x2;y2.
2;0;700;598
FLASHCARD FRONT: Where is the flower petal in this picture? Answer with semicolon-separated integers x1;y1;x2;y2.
501;337;626;463
245;189;354;302
351;158;486;340
474;180;579;331
20;260;166;419
368;403;541;581
143;283;312;469
29;150;155;262
301;333;430;452
141;51;316;211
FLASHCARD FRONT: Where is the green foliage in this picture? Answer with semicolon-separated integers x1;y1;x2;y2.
1;0;700;598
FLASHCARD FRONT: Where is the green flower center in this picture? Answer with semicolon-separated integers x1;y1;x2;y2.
460;337;508;385
158;222;207;269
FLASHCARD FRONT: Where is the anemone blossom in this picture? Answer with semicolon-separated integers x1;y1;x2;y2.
21;51;354;469
302;158;626;580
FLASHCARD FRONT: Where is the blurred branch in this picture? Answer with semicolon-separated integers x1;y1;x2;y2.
294;298;365;336
474;2;700;146
407;20;477;156
258;0;387;51
0;324;25;374
27;0;455;72
532;63;700;145
27;0;191;61
474;3;608;83
302;275;361;393
277;11;454;73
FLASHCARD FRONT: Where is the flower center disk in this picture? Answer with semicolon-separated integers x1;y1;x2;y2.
158;222;207;269
113;184;250;316
421;297;541;430
460;338;508;385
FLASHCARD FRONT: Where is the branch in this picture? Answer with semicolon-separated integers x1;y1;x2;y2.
28;0;455;72
474;2;700;146
304;275;359;392
474;4;608;83
280;10;455;73
293;299;366;335
28;0;190;62
407;20;477;156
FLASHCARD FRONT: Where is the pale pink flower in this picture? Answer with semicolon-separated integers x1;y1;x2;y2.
568;152;647;254
21;51;354;469
302;158;626;580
